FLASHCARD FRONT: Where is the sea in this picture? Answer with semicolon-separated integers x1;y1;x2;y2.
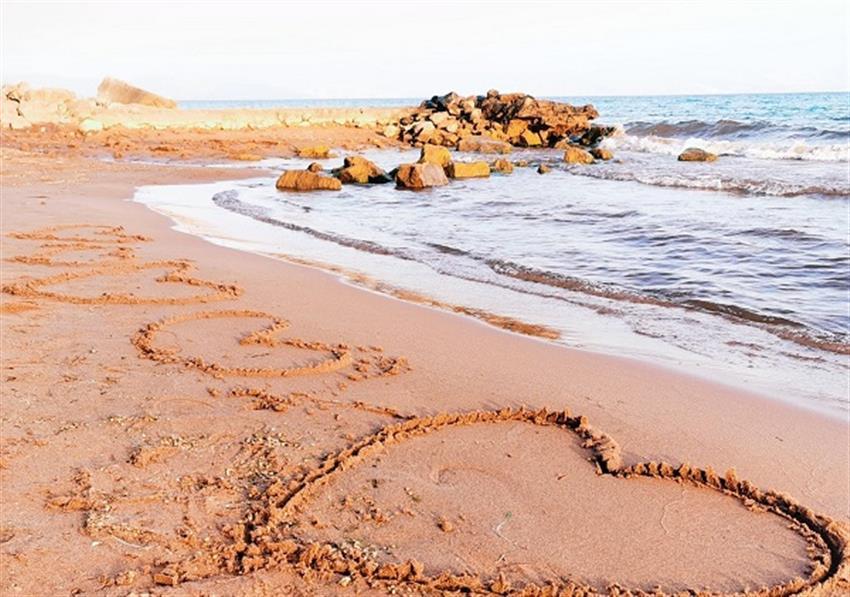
138;92;850;416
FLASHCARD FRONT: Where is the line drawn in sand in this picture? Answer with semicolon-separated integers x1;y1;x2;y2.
8;242;137;267
2;260;242;305
132;309;410;381
7;223;151;245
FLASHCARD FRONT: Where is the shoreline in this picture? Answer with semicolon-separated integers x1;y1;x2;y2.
134;160;849;418
1;135;848;593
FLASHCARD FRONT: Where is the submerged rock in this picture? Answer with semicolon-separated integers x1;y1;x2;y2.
491;158;514;174
297;145;336;159
334;155;392;184
563;146;595;165
678;147;717;162
306;162;324;172
419;144;452;168
590;148;613;160
537;164;551;174
276;170;342;191
446;161;491;179
96;77;176;108
395;163;449;189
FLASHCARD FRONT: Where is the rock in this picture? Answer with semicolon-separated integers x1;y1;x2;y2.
306;162;324;172
297;145;336;159
96;77;176;108
381;124;400;138
491;158;513;174
395;163;449;189
276;170;342;191
514;159;529;167
77;118;103;133
419;144;452;168
563;146;595;164
537;164;551;174
456;135;512;154
429;112;450;126
227;152;262;161
519;129;543;147
590;148;613;160
446;161;491;179
334;155;392;184
505;119;528;139
577;124;619;147
678;147;717;162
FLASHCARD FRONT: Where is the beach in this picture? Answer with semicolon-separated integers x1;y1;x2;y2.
1;91;849;595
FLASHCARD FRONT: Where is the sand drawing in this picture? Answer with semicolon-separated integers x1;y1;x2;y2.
5;224;241;305
7;224;847;595
47;406;849;595
2;260;242;305
8;242;137;267
7;223;151;244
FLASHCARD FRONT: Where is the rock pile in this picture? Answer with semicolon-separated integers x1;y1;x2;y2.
394;90;613;151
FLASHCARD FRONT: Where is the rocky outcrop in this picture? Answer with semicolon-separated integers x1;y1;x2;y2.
276;170;342;191
563;146;595;165
446;161;490;179
396;90;605;151
97;77;176;109
395;163;449;189
333;155;392;184
678;148;717;162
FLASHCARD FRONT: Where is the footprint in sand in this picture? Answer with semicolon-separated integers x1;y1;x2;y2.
151;407;846;595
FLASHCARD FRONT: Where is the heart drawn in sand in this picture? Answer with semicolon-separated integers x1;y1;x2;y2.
1;261;242;305
132;309;410;381
155;407;849;595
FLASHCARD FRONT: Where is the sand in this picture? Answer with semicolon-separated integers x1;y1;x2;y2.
1;128;848;596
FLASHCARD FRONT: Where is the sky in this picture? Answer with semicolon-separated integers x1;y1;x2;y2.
2;0;848;100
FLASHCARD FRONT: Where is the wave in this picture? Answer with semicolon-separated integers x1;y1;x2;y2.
212;190;415;259
624;119;850;141
212;190;849;356
487;259;849;355
563;166;850;198
602;130;850;163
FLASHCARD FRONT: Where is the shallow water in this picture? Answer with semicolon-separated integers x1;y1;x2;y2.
138;92;850;416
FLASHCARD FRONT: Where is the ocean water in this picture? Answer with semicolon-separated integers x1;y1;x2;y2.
140;92;850;416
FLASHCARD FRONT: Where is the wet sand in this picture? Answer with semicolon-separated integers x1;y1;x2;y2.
1;133;848;595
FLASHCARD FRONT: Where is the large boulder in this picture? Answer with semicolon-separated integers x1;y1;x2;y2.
563;146;595;165
678;147;717;162
395;163;449;189
334;155;392;184
446;161;491;179
456;135;512;154
276;170;342;192
419;144;452;168
96;77;176;108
